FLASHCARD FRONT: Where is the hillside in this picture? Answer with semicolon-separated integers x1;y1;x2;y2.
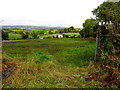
2;25;67;29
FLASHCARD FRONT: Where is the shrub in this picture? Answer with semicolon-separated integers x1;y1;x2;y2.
21;32;29;39
2;31;9;40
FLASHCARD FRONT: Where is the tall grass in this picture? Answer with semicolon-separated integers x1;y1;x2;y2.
2;38;102;88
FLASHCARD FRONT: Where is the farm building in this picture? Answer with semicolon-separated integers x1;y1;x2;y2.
67;35;72;38
40;37;43;39
57;34;63;38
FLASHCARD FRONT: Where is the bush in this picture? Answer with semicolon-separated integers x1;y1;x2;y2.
2;31;9;40
31;33;38;39
21;32;29;39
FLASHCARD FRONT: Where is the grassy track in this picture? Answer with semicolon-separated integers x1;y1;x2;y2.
2;38;102;88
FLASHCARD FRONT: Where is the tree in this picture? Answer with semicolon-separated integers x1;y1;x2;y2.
63;28;69;33
48;31;54;34
59;29;64;34
63;26;76;33
79;29;85;38
87;1;120;88
40;30;45;35
92;1;120;34
80;18;98;37
21;32;29;39
2;31;9;40
55;30;59;34
31;33;38;39
68;26;75;32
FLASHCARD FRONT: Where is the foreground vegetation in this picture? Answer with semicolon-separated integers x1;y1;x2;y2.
2;38;104;88
2;0;120;88
81;1;120;88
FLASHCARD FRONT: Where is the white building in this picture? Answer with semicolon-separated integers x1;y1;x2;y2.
57;34;63;38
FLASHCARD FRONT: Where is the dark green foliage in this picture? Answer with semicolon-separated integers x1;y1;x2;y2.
59;30;63;34
63;28;69;33
21;32;29;39
31;33;38;39
79;30;85;38
87;1;120;88
48;31;54;34
92;1;120;34
2;31;9;40
54;30;59;34
80;19;98;38
63;26;76;33
40;30;45;35
67;26;75;32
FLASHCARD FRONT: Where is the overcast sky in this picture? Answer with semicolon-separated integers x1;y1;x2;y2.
0;0;105;28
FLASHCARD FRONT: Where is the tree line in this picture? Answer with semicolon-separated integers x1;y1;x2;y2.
80;1;120;38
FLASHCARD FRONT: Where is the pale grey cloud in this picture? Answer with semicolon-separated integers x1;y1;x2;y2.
0;0;105;28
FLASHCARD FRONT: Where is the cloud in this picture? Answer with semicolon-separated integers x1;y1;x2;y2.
0;0;105;28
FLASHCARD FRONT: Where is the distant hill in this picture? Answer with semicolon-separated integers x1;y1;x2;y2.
2;25;67;29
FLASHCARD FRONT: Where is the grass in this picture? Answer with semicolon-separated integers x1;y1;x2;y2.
39;34;55;38
8;32;80;40
2;38;102;88
9;33;22;40
11;30;24;32
26;29;44;32
63;33;80;36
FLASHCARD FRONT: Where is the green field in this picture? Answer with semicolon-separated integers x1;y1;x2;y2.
8;33;80;40
9;33;22;40
2;38;102;88
63;33;80;35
